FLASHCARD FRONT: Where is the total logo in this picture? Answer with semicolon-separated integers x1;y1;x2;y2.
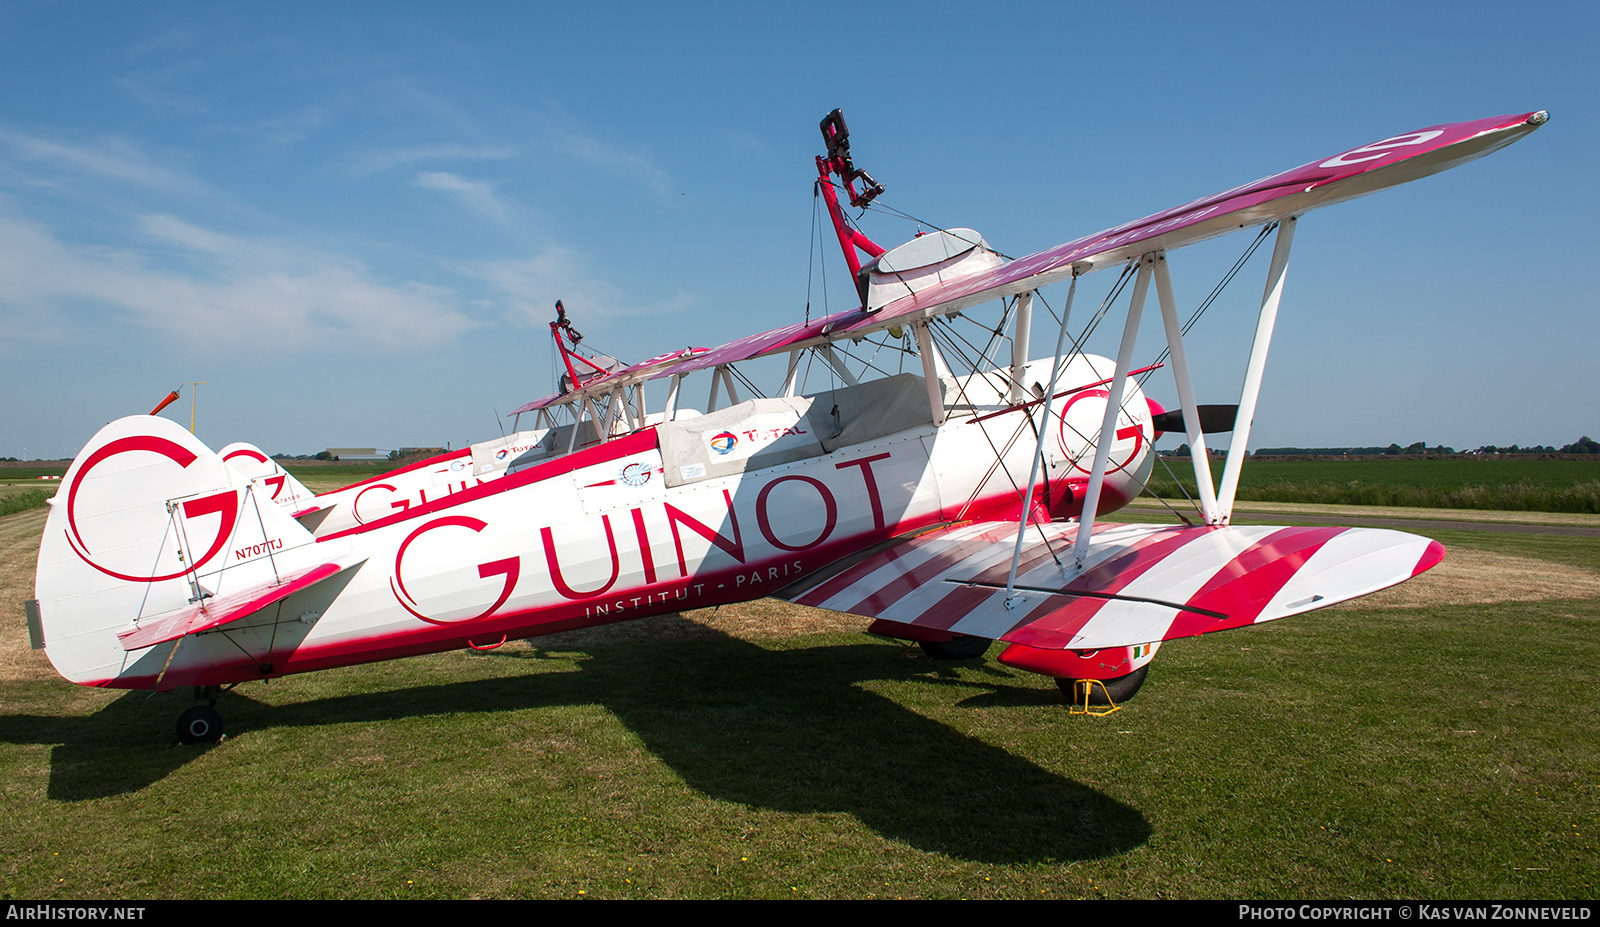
494;448;511;462
708;432;738;455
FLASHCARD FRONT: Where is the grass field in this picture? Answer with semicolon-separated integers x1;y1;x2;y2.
1;494;1595;899
1147;458;1600;513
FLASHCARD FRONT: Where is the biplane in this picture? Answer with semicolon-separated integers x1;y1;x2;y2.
29;108;1546;743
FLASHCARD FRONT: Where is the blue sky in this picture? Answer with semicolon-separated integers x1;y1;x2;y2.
0;1;1591;459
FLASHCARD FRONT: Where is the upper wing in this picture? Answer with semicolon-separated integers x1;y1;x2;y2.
846;111;1547;332
656;111;1549;372
782;519;1443;650
510;112;1545;423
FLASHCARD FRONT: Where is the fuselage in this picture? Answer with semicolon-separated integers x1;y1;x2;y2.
48;356;1154;691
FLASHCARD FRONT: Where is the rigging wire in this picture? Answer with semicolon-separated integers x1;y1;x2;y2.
806;183;820;325
729;363;766;400
860;198;1018;261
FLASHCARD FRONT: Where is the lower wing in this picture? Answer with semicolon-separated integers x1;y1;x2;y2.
781;519;1443;651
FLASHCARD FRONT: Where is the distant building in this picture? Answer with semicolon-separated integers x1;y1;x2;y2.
325;448;390;461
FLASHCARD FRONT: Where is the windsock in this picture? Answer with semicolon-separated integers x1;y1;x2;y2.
149;389;181;416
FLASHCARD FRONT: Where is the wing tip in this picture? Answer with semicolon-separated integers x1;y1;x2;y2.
1412;539;1447;577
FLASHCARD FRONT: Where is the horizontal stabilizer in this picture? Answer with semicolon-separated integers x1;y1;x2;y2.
117;555;366;651
786;519;1442;651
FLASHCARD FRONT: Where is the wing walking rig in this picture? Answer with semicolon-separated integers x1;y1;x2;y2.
31;109;1546;740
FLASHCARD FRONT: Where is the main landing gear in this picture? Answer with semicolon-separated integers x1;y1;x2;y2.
176;686;226;745
1056;665;1149;707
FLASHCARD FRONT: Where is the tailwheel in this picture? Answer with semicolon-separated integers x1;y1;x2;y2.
917;634;991;660
1057;665;1148;710
176;704;225;745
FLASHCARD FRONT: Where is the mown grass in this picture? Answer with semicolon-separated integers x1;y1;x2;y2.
3;468;1596;899
1148;459;1600;513
1;526;1595;898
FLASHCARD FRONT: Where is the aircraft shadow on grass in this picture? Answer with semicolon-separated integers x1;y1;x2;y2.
0;628;1149;864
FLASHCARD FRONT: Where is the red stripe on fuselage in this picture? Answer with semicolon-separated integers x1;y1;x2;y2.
320;429;661;541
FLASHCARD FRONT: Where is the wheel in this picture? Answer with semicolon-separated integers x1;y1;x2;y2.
177;704;224;745
918;634;991;660
1056;665;1149;706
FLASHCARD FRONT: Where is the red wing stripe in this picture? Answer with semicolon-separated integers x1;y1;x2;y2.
793;523;986;608
1063;527;1206;595
965;522;1084;585
912;584;999;631
844;526;1015;615
1164;525;1347;638
1003;593;1103;647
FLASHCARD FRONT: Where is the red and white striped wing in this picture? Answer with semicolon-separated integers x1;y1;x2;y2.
787;520;1444;650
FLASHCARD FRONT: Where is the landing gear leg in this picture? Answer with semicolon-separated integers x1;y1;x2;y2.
1056;665;1149;709
177;686;225;745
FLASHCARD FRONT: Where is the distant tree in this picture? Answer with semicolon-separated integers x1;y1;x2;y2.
1561;436;1600;454
313;450;334;461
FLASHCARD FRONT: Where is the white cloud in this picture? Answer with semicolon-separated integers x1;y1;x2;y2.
115;76;209;117
455;248;691;325
411;171;512;225
548;128;671;195
0;127;207;196
350;143;517;176
0;207;476;355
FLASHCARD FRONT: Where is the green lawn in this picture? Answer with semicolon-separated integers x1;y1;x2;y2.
1147;458;1600;512
1;522;1594;899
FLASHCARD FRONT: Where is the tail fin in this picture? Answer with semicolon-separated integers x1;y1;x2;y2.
34;416;322;687
219;442;317;517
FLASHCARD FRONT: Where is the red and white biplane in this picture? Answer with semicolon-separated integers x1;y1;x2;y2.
29;109;1547;742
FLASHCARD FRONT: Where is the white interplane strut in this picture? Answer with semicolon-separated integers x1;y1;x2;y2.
1008;291;1033;404
1075;255;1154;566
1153;253;1220;524
1003;279;1076;608
1217;217;1296;522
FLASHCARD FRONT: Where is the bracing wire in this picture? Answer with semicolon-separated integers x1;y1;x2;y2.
1135;221;1275;390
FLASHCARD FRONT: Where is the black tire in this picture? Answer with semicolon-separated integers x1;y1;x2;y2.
1056;665;1149;706
177;704;224;745
918;634;991;660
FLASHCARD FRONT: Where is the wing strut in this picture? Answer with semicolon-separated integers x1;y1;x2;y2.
1153;253;1220;524
1008;292;1033;403
1074;255;1156;565
1217;216;1295;521
1003;278;1078;608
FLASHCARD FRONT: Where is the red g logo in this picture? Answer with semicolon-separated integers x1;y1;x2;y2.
390;515;520;625
1057;389;1147;475
65;435;239;583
